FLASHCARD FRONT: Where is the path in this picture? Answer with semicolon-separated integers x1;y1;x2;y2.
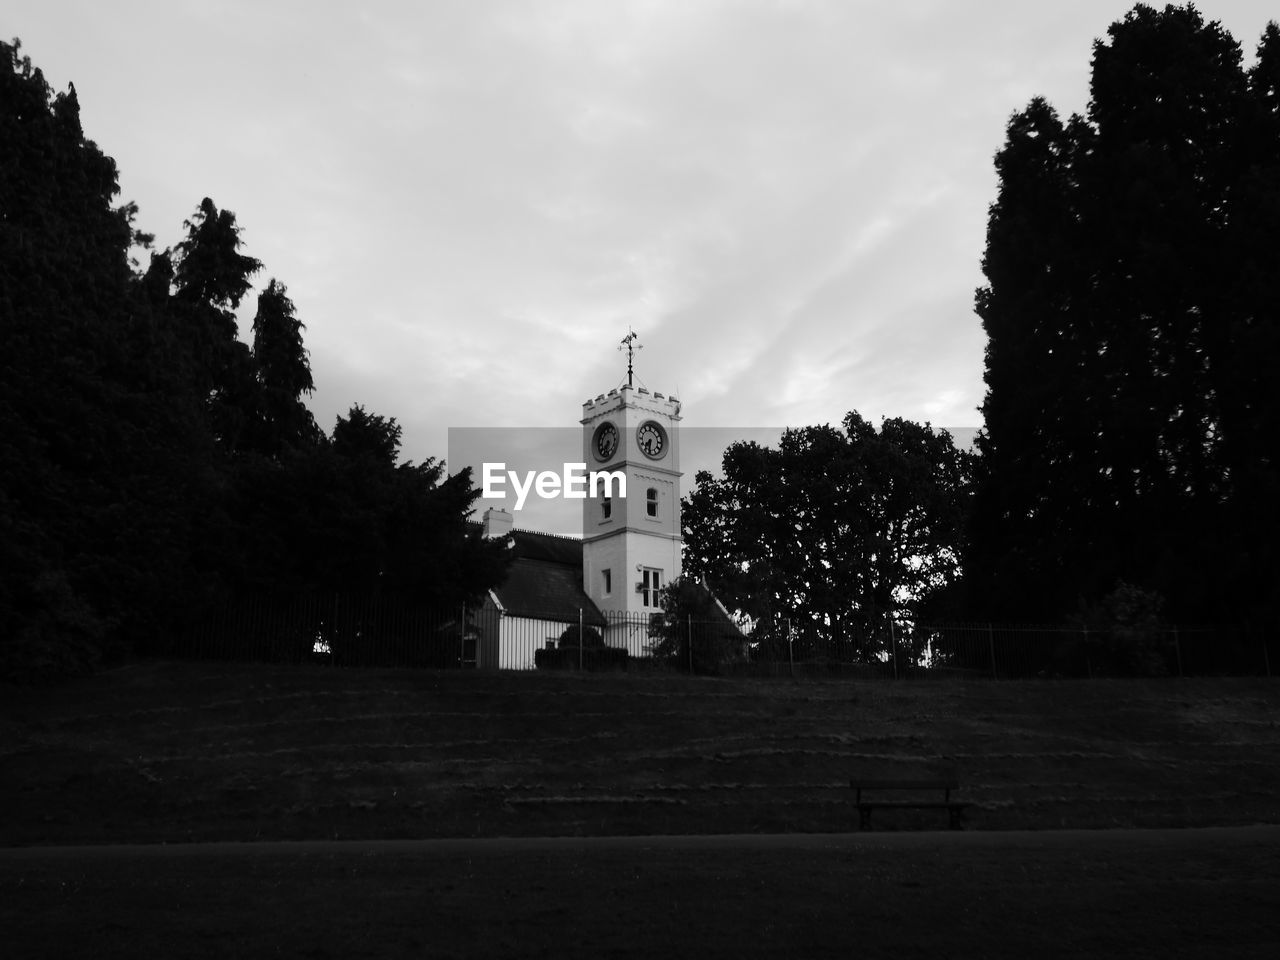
4;827;1279;959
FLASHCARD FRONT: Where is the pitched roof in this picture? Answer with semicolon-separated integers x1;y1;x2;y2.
475;525;607;626
510;528;585;566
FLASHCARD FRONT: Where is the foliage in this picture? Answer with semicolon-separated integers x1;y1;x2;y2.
647;577;748;675
535;627;627;671
221;409;511;608
170;197;263;453
1071;582;1173;677
969;5;1280;623
250;279;322;455
682;413;972;662
0;38;213;678
331;404;403;465
557;624;604;648
0;39;511;679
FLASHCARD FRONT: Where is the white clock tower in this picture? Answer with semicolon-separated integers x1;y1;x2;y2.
581;333;682;617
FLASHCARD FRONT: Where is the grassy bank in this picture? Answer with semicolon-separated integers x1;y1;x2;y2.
3;660;1277;845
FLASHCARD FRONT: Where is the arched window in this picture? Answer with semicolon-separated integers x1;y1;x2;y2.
646;487;658;518
601;496;612;520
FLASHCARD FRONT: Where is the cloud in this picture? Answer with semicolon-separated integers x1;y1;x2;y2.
13;0;1278;506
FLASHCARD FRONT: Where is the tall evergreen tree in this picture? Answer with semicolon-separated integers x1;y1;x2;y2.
970;5;1280;622
250;279;321;454
0;40;212;677
171;197;262;451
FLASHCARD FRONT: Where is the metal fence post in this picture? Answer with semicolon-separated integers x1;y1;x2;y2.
331;592;340;667
987;623;997;680
687;614;693;674
1173;625;1183;677
889;613;899;680
579;608;584;671
1263;625;1272;678
787;617;794;679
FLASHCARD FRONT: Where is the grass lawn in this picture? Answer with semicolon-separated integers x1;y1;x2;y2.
2;660;1277;844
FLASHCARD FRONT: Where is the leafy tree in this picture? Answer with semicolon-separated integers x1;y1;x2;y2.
970;5;1280;623
647;577;746;674
1071;582;1173;677
683;413;972;661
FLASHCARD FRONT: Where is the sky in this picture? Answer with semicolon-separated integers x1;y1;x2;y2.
10;0;1279;529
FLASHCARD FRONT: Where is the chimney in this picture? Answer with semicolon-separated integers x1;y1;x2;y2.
481;507;513;539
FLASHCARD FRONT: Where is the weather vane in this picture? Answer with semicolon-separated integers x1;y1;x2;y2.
618;328;642;387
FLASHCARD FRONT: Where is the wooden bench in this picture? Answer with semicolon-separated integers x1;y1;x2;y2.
850;779;969;831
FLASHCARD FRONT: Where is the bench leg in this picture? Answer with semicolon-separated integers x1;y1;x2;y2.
859;806;873;831
949;807;964;831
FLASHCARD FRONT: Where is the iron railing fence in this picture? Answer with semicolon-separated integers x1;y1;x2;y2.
157;592;1277;679
149;592;482;669
907;622;1276;679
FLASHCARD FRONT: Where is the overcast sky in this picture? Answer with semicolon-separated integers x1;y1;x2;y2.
12;1;1279;511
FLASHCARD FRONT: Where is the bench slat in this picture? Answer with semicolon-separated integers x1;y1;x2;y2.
850;778;969;831
857;802;969;810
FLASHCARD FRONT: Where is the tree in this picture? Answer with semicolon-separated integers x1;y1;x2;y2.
225;405;510;605
171;197;263;451
250;279;321;454
647;577;746;674
0;39;214;677
332;404;403;465
683;413;972;662
0;39;510;677
1071;582;1173;677
173;197;262;317
533;623;628;671
969;5;1280;623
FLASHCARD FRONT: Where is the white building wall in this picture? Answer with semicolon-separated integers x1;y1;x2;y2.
497;615;579;670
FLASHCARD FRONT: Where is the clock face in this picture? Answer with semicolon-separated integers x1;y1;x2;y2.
593;421;619;462
636;421;666;459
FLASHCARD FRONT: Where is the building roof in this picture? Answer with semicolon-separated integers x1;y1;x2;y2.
473;524;607;626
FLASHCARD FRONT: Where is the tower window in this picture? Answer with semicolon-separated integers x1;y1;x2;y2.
640;567;663;608
602;569;612;595
601;496;611;520
646;488;658;518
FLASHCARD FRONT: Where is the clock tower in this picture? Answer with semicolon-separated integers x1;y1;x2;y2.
580;342;682;618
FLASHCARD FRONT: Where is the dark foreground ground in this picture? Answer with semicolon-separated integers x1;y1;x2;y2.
3;662;1278;956
3;828;1279;958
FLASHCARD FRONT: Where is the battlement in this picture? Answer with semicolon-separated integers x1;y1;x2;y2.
583;383;681;415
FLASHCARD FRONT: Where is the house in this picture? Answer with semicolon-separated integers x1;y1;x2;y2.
473;511;608;669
